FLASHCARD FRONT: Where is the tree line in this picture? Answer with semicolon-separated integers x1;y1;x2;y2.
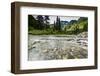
28;15;88;35
28;15;62;31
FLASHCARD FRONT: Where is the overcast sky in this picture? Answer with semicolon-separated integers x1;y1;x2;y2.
49;16;80;24
32;15;80;24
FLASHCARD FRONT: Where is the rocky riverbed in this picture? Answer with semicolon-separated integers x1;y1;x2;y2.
28;32;88;61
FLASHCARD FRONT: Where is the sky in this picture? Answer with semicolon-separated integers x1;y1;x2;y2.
32;15;80;24
49;16;80;24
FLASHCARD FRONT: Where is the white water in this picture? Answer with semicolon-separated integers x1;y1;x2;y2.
28;35;88;61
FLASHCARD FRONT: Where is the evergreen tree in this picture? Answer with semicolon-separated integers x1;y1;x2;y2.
55;16;59;30
53;21;56;30
36;15;44;29
55;16;61;31
83;22;88;31
74;25;79;34
58;17;61;31
44;16;50;29
28;15;37;30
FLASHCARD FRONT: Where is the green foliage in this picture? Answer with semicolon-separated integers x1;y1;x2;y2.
28;15;88;35
28;15;50;30
28;15;37;30
29;29;64;35
64;17;88;35
54;16;61;31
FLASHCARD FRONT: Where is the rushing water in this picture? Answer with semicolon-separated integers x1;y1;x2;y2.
28;35;88;61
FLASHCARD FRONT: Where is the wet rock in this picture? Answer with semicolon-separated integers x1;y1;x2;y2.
28;34;88;61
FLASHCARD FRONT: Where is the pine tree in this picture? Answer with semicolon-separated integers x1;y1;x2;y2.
44;16;50;29
55;16;59;30
36;15;44;29
28;15;37;30
83;22;88;31
54;21;56;30
55;16;61;31
58;17;61;31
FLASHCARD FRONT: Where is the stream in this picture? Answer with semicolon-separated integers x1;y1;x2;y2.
28;35;88;61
